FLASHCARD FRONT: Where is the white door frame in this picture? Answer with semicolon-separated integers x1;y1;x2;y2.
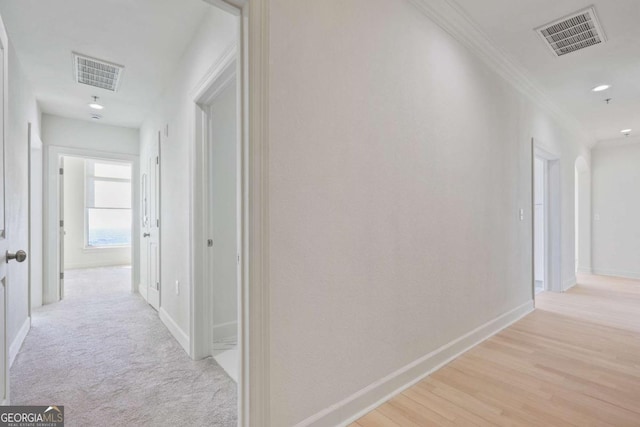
533;140;562;294
198;1;269;425
191;47;237;361
43;146;140;304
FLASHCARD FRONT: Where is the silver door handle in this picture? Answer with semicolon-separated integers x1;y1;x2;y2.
6;250;27;263
143;233;151;238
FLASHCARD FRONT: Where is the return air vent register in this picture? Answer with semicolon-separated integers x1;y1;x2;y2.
73;52;124;91
535;7;606;57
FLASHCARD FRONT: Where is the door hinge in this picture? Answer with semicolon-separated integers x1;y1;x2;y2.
207;239;213;247
157;282;160;290
156;219;160;227
60;272;64;280
237;254;240;264
156;156;159;165
60;220;64;227
59;168;64;175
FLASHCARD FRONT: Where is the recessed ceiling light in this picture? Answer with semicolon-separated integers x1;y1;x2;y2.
621;129;632;134
592;84;610;92
88;96;104;110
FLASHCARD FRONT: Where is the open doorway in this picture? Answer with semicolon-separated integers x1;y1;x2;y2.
534;157;546;294
60;156;133;299
533;142;562;294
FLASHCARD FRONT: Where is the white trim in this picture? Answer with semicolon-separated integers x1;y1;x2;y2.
9;317;30;368
295;301;534;427
533;141;563;293
159;308;190;354
592;269;640;280
577;267;592;275
563;276;577;292
190;45;237;362
200;1;270;426
407;0;595;146
43;145;140;304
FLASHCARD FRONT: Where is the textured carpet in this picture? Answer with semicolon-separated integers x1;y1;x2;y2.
11;266;237;427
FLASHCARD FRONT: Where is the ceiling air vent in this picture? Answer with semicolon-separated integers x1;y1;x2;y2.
73;52;124;92
535;7;606;57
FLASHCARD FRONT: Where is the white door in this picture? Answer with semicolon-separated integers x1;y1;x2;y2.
146;133;161;310
0;42;27;405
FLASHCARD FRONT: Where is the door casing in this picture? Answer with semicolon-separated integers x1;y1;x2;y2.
43;146;140;304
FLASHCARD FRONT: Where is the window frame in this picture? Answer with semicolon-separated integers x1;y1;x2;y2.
84;159;133;249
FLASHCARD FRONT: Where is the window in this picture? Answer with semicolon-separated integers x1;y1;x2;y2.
85;160;132;247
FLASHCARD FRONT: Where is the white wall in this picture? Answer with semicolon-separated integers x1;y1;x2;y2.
266;0;591;424
42;114;139;156
138;7;236;346
592;143;640;278
6;38;40;360
62;156;131;270
575;156;591;274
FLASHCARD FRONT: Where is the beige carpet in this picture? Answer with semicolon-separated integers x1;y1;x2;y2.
11;266;237;426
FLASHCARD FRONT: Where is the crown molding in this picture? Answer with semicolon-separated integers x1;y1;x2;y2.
408;0;595;146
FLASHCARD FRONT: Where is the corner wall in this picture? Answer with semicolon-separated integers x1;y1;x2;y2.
138;6;236;350
592;143;640;279
266;0;591;424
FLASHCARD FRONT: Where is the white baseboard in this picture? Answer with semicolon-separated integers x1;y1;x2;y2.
139;283;148;301
563;276;577;292
592;269;640;280
9;317;31;367
159;308;190;355
295;300;535;427
576;267;592;275
213;321;238;342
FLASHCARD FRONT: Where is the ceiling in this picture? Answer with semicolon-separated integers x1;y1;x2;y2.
0;0;210;128
452;0;640;143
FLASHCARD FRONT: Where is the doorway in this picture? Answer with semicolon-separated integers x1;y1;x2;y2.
44;147;139;305
60;156;133;298
534;157;546;294
533;142;562;294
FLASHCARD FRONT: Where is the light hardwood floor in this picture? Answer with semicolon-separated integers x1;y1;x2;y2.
351;275;640;426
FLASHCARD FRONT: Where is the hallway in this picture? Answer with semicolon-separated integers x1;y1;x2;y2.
351;275;640;426
11;267;236;426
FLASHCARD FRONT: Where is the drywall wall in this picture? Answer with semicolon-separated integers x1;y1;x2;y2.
138;6;236;345
62;156;131;270
6;37;41;359
30;126;43;309
592;143;640;278
42;114;139;156
209;80;238;341
266;0;591;424
575;156;591;274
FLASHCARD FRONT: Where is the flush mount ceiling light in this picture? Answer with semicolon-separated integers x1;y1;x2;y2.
621;129;632;135
88;96;104;110
592;84;610;92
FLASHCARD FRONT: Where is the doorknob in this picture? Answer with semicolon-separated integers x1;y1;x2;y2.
6;250;27;263
143;233;151;238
